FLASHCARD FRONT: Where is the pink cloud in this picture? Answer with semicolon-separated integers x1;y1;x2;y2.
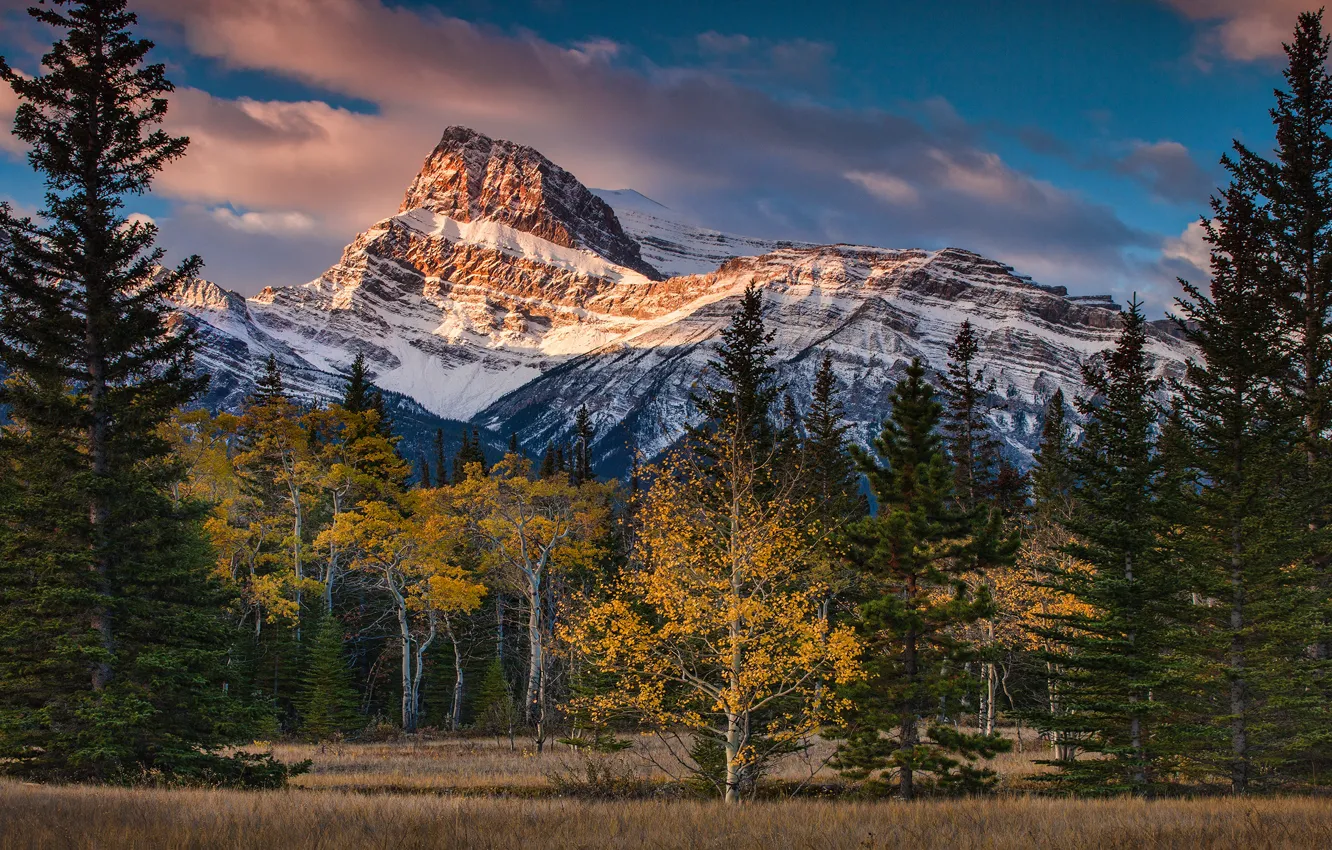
1162;1;1309;61
0;75;25;155
156;89;434;233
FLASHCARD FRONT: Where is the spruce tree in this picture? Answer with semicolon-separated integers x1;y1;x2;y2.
1231;10;1332;673
573;405;594;485
342;353;371;414
434;427;447;486
1033;300;1179;795
252;354;285;406
1173;183;1309;791
691;282;779;450
939;320;1001;510
0;0;292;784
297;614;361;741
418;451;432;489
454;429;471;483
831;358;1012;799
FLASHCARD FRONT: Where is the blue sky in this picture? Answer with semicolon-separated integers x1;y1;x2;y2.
0;0;1308;313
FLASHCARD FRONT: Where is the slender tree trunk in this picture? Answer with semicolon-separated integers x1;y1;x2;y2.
725;713;743;804
1125;552;1146;791
399;607;415;733
1230;524;1248;794
900;617;919;801
524;579;543;726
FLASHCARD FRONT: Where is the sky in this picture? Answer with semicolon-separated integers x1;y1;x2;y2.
0;0;1312;314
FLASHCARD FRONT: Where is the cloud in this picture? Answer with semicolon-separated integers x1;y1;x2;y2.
1161;218;1212;275
210;207;318;235
844;170;918;205
1161;0;1308;61
156;89;427;234
97;0;1164;302
1107;140;1217;204
0;74;26;155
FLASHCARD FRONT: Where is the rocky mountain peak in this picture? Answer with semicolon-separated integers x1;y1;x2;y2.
398;126;662;279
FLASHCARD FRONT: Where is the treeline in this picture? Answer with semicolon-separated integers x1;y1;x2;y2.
4;0;1332;801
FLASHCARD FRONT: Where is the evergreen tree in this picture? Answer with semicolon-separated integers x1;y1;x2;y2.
453;429;470;483
804;353;862;522
573;406;594;485
0;0;293;785
418;451;432;489
297;614;361;740
1173;183;1309;791
1033;300;1180;795
508;432;519;455
831;358;1012;799
342;353;372;414
252;354;285;406
540;442;557;479
434;427;447;487
691;282;779;451
939;321;1001;510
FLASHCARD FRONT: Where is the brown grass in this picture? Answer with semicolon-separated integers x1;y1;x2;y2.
264;730;1050;794
4;782;1332;849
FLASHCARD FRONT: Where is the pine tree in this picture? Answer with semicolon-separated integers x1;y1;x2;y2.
691;282;779;450
434;428;447;486
831;358;1012;799
342;353;372;414
297;614;361;740
453;430;470;483
0;0;293;785
1033;299;1180;795
1173;183;1308;791
939;321;1001;510
508;432;519;455
540;442;557;479
252;354;285;406
573;406;594;485
418;451;432;489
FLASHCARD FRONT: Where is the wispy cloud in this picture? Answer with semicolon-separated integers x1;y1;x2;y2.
1161;0;1307;62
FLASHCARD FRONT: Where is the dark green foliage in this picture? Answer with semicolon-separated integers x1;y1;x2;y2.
0;0;294;786
690;282;779;449
1032;300;1181;795
434;427;448;487
252;355;285;406
418;451;432;489
342;354;372;413
473;657;518;741
831;358;1013;799
297;614;362;741
573;406;595;485
939;321;1002;510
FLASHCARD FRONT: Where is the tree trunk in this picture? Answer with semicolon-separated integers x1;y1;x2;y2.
1125;552;1146;791
444;614;465;732
524;584;543;726
400;607;416;733
1230;525;1248;794
900;621;919;801
725;714;743;804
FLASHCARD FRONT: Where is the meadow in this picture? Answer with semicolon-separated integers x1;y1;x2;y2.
4;736;1332;849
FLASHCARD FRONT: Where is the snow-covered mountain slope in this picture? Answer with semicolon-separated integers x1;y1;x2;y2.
591;189;813;277
477;245;1190;472
174;126;1193;476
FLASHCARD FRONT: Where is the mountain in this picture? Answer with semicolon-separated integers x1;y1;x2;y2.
172;126;1194;475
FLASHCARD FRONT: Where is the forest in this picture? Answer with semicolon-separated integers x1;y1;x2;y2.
4;3;1332;845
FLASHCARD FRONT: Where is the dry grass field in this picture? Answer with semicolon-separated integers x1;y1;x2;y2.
4;784;1332;850
4;736;1330;849
264;730;1049;794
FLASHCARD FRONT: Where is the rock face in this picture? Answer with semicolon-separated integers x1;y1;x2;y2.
174;126;1194;475
401;127;661;279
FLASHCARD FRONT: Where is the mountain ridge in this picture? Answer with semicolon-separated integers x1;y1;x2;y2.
170;126;1194;474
